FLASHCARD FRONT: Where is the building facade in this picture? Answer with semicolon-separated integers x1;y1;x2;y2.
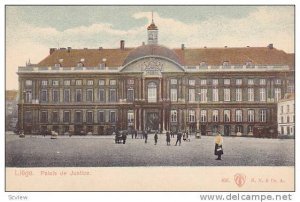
277;94;295;136
17;20;294;137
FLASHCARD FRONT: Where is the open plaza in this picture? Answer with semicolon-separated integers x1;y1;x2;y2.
6;132;294;167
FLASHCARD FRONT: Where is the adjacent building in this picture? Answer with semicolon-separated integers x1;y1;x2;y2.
6;90;18;131
277;93;295;136
17;19;294;137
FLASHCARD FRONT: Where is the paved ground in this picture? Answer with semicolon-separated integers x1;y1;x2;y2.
5;132;294;167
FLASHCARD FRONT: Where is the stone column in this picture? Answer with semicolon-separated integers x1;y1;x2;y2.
159;78;162;101
162;109;165;132
139;108;142;131
142;78;145;99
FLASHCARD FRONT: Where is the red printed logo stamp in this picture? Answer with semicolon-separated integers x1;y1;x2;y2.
234;173;246;187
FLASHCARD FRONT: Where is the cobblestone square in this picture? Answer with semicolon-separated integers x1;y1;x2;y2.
6;132;294;167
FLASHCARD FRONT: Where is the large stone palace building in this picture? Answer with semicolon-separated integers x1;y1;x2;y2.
17;18;294;137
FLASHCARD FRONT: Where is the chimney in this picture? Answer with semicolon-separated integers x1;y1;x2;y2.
99;47;103;50
120;40;125;50
246;46;250;48
224;46;227;48
142;42;145;46
49;48;56;55
268;43;273;49
67;47;71;53
181;44;185;50
204;46;207;48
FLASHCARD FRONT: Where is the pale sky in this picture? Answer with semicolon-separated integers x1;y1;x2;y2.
6;6;294;90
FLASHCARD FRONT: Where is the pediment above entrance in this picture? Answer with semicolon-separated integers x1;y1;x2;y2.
120;56;185;73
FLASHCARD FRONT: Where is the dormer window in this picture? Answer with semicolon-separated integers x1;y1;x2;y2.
223;61;229;66
77;62;84;67
99;63;105;69
54;63;61;68
200;61;207;67
245;61;252;68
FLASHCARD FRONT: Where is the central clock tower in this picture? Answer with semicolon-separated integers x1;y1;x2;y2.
147;12;158;45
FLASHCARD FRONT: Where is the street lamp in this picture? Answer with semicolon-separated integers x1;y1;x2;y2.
19;90;26;138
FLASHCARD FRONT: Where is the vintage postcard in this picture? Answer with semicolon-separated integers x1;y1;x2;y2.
5;5;295;191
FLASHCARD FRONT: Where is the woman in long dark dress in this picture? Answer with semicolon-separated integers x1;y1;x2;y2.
214;132;224;160
166;131;171;146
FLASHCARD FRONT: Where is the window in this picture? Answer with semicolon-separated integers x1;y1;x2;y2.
24;111;32;123
55;63;61;68
127;88;134;102
224;110;230;122
248;110;255;122
287;116;290;123
109;79;117;86
25;90;32;103
63;111;70;123
200;61;207;67
75;111;82;123
260;79;266;85
77;62;83;67
64;80;70;86
224;88;230;101
128;111;134;123
200;110;207;122
248;125;254;133
224;79;230;85
248;79;254;85
236;88;242;102
41;80;48;86
75;89;82;102
98;111;105;123
275;79;281;85
40;111;48;123
40;90;47;102
170;88;177;102
52;111;59;123
259;109;267;122
189;79;195;86
236;79;242;85
281;126;284;135
128;79;135;85
212;110;219;122
99;89;105;102
64;89;70;102
52;89;59;102
259;88;266;102
200;79;207;86
275;88;281;102
148;82;157;102
281;116;284;123
189;110;196;122
236;110;243;122
25;80;32;86
86;89;93;102
52;80;59;86
212;88;219;102
188;89;195;102
99;79;105;86
223;61;229;66
75;80;82;85
287;105;290;113
87;80;94;86
110;111;116;123
287;126;290;135
171;110;177;122
281;106;284;114
212;79;218;85
86;111;93;124
248;88;254;102
199;89;207;102
109;89;117;102
170;79;177;85
236;125;243;133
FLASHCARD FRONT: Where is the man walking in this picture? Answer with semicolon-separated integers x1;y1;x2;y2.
144;130;148;143
175;131;182;146
166;131;171;146
154;132;158;145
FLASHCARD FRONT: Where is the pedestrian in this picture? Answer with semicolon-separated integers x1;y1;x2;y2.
214;131;224;160
131;131;134;139
142;130;145;139
170;131;174;138
175;131;182;146
183;132;187;141
134;130;137;139
154;132;158;145
166;131;171;146
144;131;148;143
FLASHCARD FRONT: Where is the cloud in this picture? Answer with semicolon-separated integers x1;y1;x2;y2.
6;6;294;90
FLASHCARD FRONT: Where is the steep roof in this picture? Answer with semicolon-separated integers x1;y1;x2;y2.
37;46;294;68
